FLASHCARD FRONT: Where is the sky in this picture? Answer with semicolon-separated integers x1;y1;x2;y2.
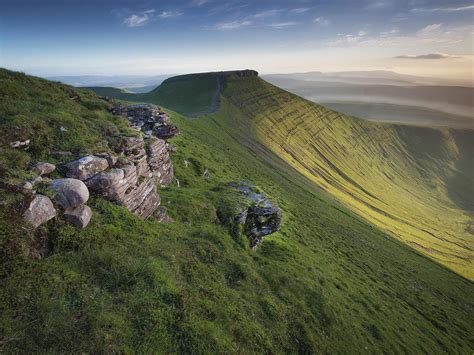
0;0;473;81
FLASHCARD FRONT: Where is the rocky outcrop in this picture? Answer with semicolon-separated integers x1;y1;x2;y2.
63;155;109;180
111;103;179;140
64;204;92;229
226;182;282;250
85;134;173;219
16;102;176;228
32;162;56;176
51;178;89;210
23;194;57;228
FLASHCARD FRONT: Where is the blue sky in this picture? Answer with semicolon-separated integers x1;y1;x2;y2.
0;0;473;79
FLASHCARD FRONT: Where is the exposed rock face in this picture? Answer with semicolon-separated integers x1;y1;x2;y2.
147;137;174;186
23;194;57;227
227;182;282;250
245;205;282;249
64;155;109;180
32;162;56;176
111;103;179;140
64;205;92;229
52;178;89;210
85;134;172;219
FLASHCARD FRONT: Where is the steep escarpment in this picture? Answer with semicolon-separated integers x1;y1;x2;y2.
218;75;474;279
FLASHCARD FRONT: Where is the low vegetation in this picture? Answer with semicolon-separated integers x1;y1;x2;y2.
1;69;473;352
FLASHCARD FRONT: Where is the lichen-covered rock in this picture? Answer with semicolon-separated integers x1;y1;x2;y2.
51;178;89;209
245;205;282;250
147;137;174;186
154;125;179;140
224;182;282;249
64;204;92;229
64;155;109;180
32;162;56;175
23;194;57;227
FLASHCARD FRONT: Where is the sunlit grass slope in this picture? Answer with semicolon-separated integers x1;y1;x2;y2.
216;75;473;279
112;72;474;279
3;69;472;352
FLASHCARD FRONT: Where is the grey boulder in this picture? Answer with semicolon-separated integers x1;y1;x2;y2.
52;178;89;209
64;155;109;180
32;162;56;175
64;205;92;229
23;194;57;227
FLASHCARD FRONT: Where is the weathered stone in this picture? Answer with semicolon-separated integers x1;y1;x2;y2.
94;152;118;167
64;204;92;229
225;182;282;249
86;169;125;191
32;162;56;175
51;178;89;209
245;206;282;250
23;194;57;227
9;139;30;148
64;155;109;180
153;124;179;140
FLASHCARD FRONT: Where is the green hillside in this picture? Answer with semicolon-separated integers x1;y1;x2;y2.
1;69;473;353
95;71;474;280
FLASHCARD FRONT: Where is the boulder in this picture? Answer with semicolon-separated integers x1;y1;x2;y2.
85;168;125;191
223;182;282;249
32;162;56;175
51;178;89;209
94;152;118;167
64;205;92;229
23;194;57;227
64;155;109;180
245;206;282;250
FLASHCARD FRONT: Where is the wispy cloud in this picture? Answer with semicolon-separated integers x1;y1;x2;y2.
290;7;311;14
270;22;298;29
314;16;330;26
123;9;155;27
190;0;212;6
215;20;252;30
158;11;183;18
418;23;442;36
395;53;461;59
411;5;474;13
366;0;393;10
252;9;282;18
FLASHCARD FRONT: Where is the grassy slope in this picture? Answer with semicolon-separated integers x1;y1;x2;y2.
1;69;473;353
221;75;474;279
104;73;474;280
87;73;218;117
